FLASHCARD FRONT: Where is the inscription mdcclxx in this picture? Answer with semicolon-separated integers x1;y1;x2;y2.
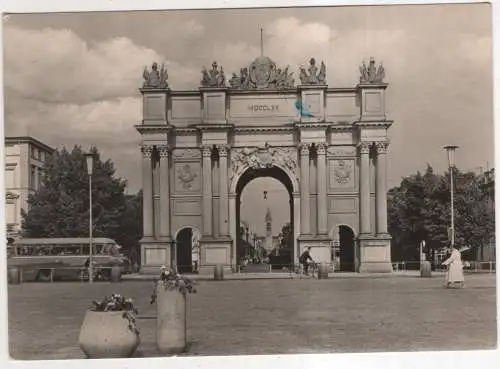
248;104;279;112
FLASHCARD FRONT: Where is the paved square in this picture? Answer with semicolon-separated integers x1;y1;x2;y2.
7;274;497;359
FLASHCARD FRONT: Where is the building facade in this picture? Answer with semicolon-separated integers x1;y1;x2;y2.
136;56;393;274
4;136;55;239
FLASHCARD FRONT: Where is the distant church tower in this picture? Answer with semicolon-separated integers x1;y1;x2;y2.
265;208;273;251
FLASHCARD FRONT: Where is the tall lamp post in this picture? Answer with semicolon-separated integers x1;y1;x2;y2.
84;153;94;284
444;145;459;250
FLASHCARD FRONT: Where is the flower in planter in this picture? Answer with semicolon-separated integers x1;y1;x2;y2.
150;266;197;305
90;293;140;335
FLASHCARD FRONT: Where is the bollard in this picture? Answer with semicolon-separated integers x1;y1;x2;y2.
214;264;224;281
110;266;122;283
317;262;329;279
8;266;20;285
156;286;186;354
420;260;432;278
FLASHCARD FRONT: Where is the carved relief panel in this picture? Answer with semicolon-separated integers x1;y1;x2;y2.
229;145;299;183
328;159;356;190
172;149;202;194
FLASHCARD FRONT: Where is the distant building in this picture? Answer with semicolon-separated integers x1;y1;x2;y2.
4;136;55;239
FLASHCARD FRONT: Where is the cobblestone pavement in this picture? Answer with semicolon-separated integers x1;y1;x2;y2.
7;274;496;359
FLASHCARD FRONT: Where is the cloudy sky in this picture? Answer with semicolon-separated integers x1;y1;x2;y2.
2;3;493;235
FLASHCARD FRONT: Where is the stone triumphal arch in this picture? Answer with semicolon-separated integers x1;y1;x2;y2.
137;56;393;274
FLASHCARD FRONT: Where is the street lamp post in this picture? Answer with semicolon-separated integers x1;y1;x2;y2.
84;153;94;284
444;145;459;250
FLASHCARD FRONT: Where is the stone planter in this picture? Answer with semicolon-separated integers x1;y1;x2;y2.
420;260;432;278
78;310;140;358
8;266;20;284
318;262;329;279
156;285;187;354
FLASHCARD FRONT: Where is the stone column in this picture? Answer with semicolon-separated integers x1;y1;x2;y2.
359;142;371;234
375;141;389;235
218;145;229;236
300;144;311;235
202;145;213;236
158;145;171;238
316;143;328;235
141;145;154;239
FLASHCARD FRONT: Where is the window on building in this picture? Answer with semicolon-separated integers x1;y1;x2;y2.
31;147;36;159
30;165;37;190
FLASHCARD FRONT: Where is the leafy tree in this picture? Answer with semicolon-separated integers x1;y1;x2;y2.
21;145;132;248
388;164;495;262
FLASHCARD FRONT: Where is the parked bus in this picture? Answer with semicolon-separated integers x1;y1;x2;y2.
7;237;131;281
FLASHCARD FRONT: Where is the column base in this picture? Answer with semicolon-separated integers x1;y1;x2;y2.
140;237;173;273
358;234;393;273
298;235;332;264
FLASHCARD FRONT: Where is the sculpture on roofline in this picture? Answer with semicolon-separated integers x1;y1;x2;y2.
299;58;327;85
143;62;168;88
229;56;294;90
359;57;385;84
201;61;226;88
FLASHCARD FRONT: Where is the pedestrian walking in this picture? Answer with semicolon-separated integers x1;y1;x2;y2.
441;245;465;288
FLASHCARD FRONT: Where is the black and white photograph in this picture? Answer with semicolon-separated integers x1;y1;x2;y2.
1;0;497;365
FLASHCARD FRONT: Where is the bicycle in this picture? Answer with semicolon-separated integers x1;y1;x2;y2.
289;261;318;279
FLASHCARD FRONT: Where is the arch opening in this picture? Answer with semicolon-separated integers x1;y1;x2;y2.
235;166;295;271
175;227;194;274
334;225;356;272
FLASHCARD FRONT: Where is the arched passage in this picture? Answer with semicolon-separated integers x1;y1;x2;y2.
234;166;295;270
337;225;356;272
175;227;193;273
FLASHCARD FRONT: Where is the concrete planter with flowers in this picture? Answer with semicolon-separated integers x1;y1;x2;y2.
79;293;140;358
151;266;197;354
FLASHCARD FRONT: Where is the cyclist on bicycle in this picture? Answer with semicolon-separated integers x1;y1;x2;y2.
299;247;314;276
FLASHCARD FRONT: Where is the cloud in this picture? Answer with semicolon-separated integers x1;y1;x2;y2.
3;26;200;104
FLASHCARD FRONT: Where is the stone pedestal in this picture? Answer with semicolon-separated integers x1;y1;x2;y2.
298;235;332;265
140;239;173;274
198;237;233;274
358;235;393;273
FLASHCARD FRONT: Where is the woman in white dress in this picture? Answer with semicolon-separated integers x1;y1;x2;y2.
441;246;465;288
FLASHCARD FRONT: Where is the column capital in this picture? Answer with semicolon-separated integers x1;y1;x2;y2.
375;141;389;154
316;143;327;155
299;143;311;156
358;141;371;154
201;145;212;157
141;145;153;158
157;145;170;158
217;144;230;157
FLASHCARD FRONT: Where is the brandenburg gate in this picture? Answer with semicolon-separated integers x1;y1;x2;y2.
136;55;393;274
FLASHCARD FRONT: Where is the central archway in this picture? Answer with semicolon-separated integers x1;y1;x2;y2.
233;166;297;270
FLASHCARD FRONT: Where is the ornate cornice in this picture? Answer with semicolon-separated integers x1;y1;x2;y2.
174;128;198;136
354;120;393;128
135;124;172;135
196;124;234;131
233;126;295;133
